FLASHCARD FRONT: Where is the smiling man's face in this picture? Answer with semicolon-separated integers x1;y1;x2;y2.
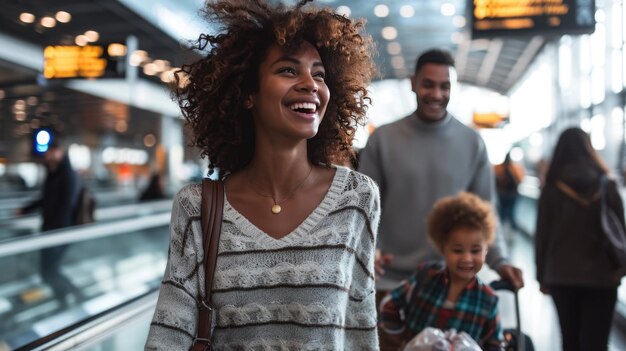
411;63;452;123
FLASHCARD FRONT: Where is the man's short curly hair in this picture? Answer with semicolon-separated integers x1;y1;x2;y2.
173;0;377;178
427;192;496;253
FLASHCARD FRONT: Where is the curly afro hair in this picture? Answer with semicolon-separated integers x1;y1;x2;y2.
426;192;496;253
173;0;377;178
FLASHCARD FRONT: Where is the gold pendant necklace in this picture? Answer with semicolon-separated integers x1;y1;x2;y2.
250;165;313;215
271;204;282;214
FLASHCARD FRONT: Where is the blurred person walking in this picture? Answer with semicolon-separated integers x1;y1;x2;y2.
494;151;525;234
535;127;625;351
145;0;380;349
139;172;167;202
19;140;82;304
358;49;523;350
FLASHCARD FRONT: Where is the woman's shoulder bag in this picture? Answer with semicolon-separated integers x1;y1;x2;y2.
600;174;626;270
192;179;224;351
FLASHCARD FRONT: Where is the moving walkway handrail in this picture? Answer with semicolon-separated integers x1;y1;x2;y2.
0;188;146;213
0;211;171;258
17;290;159;351
0;199;172;230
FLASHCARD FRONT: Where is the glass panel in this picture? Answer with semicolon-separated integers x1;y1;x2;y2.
82;312;153;351
591;23;606;68
612;50;623;93
590;114;606;150
0;225;169;350
612;2;623;49
591;68;606;104
559;36;572;90
0;200;172;243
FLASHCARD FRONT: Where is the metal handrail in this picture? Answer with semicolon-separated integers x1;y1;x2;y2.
1;199;172;232
19;291;159;351
0;211;170;258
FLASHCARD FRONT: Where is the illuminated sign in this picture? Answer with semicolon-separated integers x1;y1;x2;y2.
471;0;596;38
44;45;119;79
472;112;509;128
33;129;53;154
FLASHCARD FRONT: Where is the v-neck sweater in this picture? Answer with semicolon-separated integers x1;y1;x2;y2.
145;166;381;350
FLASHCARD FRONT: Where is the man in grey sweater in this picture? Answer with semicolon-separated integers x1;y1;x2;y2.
359;49;523;296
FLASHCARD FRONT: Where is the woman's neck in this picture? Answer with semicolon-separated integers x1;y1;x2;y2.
243;144;313;200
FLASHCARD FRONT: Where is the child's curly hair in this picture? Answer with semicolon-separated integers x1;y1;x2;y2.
173;0;377;178
427;192;496;253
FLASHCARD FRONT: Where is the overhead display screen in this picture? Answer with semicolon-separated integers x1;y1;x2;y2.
471;0;596;38
43;45;120;79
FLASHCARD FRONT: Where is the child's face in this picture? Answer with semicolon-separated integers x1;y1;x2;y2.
442;227;488;284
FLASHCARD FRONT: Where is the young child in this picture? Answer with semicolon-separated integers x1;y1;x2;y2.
379;192;504;351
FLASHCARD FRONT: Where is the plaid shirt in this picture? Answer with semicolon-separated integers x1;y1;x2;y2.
379;261;504;351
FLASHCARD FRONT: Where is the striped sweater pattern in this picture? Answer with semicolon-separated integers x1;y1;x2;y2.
145;166;380;350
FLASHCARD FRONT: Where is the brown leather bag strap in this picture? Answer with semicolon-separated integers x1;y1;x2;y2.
192;179;224;351
555;180;599;207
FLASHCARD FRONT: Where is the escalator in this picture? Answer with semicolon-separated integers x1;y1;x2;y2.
0;205;171;350
0;199;172;241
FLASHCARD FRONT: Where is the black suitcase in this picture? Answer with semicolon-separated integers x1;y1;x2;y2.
490;280;536;351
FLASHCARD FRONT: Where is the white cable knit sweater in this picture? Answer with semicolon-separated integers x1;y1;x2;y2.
145;166;380;350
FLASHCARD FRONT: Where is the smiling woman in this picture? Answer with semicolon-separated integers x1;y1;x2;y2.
176;0;376;176
145;0;380;350
247;41;330;144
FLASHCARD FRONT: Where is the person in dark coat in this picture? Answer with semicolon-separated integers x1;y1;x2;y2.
535;127;625;351
19;140;82;304
494;151;525;232
21;142;78;230
139;173;166;202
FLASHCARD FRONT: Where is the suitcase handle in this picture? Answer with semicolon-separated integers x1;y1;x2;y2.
490;279;525;351
490;279;516;292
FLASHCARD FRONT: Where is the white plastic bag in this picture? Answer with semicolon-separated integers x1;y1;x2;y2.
449;330;482;351
402;327;482;351
403;327;451;351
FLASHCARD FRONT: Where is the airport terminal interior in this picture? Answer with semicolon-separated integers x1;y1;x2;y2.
2;0;626;350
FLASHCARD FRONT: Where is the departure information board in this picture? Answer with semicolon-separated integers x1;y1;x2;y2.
43;45;115;79
471;0;596;38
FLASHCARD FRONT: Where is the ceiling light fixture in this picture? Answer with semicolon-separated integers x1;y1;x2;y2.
451;32;464;44
374;4;389;18
84;30;100;42
143;63;158;76
56;11;71;23
130;50;148;66
40;16;56;28
14;100;26;109
15;111;26;121
441;3;456;16
115;120;128;133
336;6;351;17
19;13;35;24
391;56;405;69
160;70;175;83
382;26;398;40
453;16;466;28
153;59;169;72
75;35;88;46
400;5;415;18
108;43;127;57
387;42;402;55
144;134;157;147
26;96;38;106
